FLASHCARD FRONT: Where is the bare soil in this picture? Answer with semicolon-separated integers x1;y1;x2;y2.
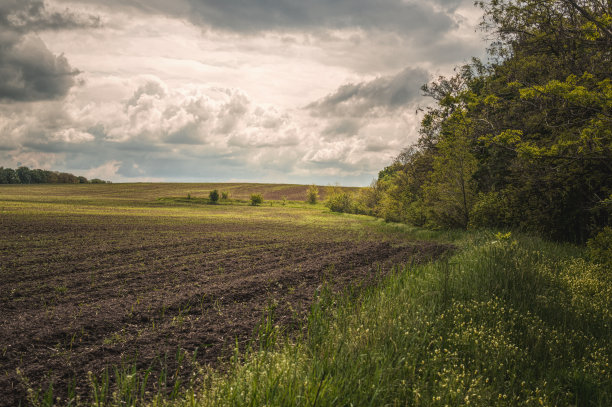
0;210;451;405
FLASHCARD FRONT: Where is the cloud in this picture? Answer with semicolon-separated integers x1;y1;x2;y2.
307;67;429;117
0;1;99;102
82;159;121;179
180;0;462;40
0;34;79;101
53;0;464;35
0;0;100;32
321;119;362;140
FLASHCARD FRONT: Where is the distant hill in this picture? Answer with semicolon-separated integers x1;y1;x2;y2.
0;182;360;202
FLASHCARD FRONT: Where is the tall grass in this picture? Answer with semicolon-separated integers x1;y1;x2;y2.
169;231;611;406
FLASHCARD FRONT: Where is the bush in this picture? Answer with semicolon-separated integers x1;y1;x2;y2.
221;191;229;200
250;193;263;206
587;227;612;266
326;192;353;213
209;189;219;203
306;184;319;204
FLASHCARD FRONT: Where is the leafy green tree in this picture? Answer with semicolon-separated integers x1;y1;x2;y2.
306;184;319;204
424;111;478;229
370;0;612;241
1;168;20;184
209;189;220;203
16;167;32;184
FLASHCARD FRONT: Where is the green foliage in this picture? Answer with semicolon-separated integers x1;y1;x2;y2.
469;191;513;229
325;186;354;213
208;189;219;203
0;166;104;184
363;0;612;242
306;184;319;204
587;227;612;266
221;191;229;200
250;193;263;206
90;179;107;184
423;111;478;229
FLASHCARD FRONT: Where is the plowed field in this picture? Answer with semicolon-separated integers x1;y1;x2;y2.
0;184;451;405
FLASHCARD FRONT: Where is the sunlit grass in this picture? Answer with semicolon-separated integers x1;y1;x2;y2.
168;231;611;407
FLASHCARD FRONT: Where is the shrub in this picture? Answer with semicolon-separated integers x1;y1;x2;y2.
250;193;263;206
221;191;229;200
306;184;319;204
351;184;380;216
587;226;612;266
326;191;353;213
209;189;219;203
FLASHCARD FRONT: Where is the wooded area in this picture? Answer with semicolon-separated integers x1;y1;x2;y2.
350;0;611;244
0;166;108;184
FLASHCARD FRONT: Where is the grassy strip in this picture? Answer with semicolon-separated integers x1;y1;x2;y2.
160;231;611;407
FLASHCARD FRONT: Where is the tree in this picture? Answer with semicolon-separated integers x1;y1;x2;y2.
424;111;478;229
209;189;220;203
16;167;32;184
306;184;319;204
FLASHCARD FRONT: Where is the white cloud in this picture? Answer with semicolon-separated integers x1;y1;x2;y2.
50;128;94;143
82;159;121;179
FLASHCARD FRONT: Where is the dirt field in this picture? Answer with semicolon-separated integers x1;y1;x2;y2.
0;184;450;405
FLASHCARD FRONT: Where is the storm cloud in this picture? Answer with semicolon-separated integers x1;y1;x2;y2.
308;67;430;117
59;0;464;37
184;0;457;36
0;0;99;101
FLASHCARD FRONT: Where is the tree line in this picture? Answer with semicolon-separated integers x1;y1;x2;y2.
0;166;109;185
331;0;611;244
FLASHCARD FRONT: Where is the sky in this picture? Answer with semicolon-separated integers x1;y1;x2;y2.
0;0;487;185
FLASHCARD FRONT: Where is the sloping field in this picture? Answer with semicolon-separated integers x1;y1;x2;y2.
0;182;359;204
0;184;449;405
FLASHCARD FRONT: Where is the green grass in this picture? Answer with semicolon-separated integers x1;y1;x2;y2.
164;231;611;407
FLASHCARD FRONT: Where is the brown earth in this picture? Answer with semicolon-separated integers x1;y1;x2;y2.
0;209;451;405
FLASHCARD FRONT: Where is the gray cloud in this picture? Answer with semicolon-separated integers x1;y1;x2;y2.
322;119;362;140
0;1;99;102
0;34;79;101
0;0;100;33
184;0;455;35
55;0;463;39
307;67;429;117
